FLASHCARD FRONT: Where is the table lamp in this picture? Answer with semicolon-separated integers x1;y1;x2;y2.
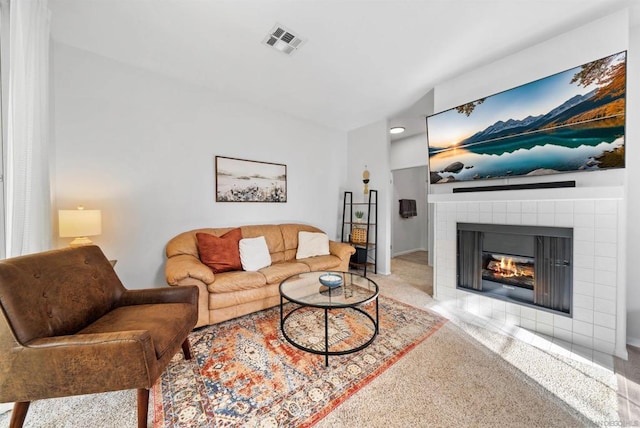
58;206;102;247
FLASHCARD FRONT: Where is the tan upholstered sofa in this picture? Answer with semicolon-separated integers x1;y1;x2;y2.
165;223;355;327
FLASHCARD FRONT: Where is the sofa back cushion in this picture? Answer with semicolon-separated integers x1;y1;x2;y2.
240;225;286;263
0;246;125;344
166;224;327;267
166;227;236;259
280;224;324;261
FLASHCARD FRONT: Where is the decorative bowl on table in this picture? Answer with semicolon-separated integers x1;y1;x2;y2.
319;273;343;288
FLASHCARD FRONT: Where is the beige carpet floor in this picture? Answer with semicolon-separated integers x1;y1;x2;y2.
0;256;621;427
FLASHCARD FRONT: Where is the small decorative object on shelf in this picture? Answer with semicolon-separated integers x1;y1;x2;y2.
351;227;367;244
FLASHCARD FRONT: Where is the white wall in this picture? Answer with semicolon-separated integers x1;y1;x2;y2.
52;43;347;288
389;133;429;171
430;9;638;348
346;120;391;274
390;133;430;258
392;166;427;256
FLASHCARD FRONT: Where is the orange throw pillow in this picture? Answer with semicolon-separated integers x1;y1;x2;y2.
196;229;242;273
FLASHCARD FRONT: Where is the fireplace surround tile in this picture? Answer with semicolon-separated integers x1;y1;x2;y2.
594;311;616;329
593;340;615;355
594;271;616;287
595;256;616;272
574;241;595;256
574;280;594;296
555;201;574;214
554;326;573;343
431;190;625;357
575;213;595;228
575;227;595;241
538;201;555;213
506;212;522;224
574;307;595;323
575;254;593;268
537;212;555;225
574;320;594;337
594;325;616;342
573;333;594;348
555;213;573;226
554;314;573;330
507;201;521;213
575;267;594;282
537;322;554;336
595;242;617;256
574;294;594;310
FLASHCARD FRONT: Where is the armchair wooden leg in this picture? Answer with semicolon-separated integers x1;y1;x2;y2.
137;388;149;428
181;338;192;360
9;401;30;428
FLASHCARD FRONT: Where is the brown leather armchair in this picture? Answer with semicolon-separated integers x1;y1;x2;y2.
0;246;198;428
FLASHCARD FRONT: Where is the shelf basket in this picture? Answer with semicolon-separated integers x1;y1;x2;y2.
351;227;367;244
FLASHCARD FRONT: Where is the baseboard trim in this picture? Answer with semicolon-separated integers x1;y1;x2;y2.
392;248;427;257
627;336;640;349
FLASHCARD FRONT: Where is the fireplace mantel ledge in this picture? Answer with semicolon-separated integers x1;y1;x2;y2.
427;185;624;203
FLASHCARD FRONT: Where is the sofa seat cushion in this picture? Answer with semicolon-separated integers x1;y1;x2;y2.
77;303;194;359
298;254;343;272
208;270;267;293
259;262;310;284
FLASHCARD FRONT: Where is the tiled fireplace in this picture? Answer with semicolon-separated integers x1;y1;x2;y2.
429;186;626;358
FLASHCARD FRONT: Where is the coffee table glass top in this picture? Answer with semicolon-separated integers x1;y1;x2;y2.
279;271;378;308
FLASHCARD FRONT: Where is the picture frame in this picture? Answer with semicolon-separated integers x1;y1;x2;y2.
215;156;287;202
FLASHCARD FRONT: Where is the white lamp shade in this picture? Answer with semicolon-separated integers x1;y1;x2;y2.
59;209;102;238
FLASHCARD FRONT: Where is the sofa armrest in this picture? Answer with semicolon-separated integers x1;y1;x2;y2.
329;240;356;260
165;254;215;285
118;286;198;307
329;240;356;272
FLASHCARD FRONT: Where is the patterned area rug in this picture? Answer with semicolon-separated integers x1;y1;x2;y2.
152;295;447;427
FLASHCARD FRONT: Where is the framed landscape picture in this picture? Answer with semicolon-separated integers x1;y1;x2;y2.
215;156;287;202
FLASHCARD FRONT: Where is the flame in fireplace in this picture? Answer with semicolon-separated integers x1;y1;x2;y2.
497;256;523;278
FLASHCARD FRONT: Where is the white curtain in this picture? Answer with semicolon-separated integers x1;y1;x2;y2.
5;0;51;257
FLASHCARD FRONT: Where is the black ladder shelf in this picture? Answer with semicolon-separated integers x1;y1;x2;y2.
341;190;377;276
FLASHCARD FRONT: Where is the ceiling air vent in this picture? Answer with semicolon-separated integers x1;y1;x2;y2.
263;24;305;55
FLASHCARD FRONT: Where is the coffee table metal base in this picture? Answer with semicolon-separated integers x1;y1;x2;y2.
279;295;379;367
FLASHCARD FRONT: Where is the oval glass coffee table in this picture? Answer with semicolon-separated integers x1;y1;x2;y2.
279;271;379;366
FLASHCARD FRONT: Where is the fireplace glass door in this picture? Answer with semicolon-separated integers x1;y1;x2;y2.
457;223;572;316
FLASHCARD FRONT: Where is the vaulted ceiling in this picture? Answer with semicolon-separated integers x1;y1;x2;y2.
49;0;636;141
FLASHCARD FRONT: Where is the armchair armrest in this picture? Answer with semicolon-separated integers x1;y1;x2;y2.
4;331;159;401
165;254;215;285
118;286;198;307
27;330;152;349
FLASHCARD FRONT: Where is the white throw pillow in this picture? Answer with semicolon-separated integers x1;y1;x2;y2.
296;231;330;259
239;236;272;271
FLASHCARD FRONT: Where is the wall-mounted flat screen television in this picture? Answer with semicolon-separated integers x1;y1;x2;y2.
426;51;626;184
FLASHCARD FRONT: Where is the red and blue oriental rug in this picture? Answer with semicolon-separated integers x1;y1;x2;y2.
152;295;447;427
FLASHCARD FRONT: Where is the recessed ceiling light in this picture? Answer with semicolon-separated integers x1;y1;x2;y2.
390;127;405;134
